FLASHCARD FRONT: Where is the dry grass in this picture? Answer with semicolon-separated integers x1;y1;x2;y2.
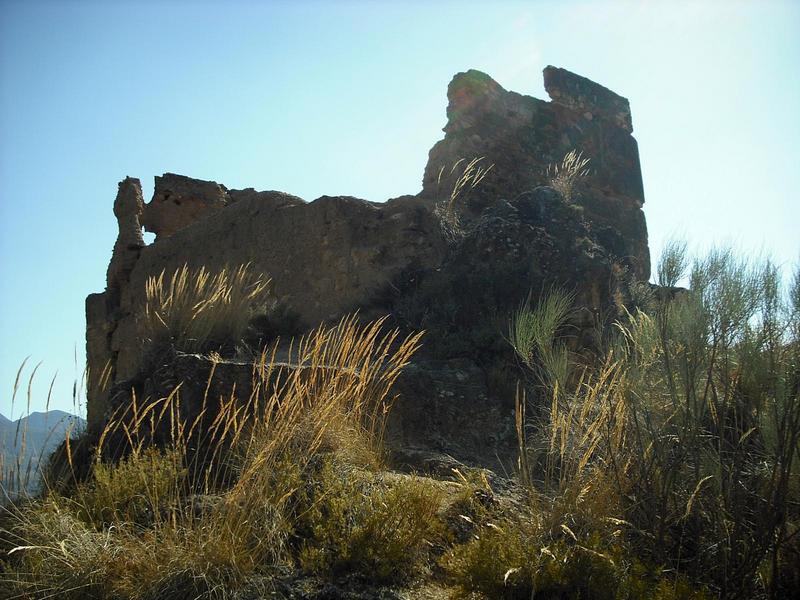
1;359;84;501
434;156;494;239
547;149;590;203
141;263;271;354
1;313;424;599
4;252;797;598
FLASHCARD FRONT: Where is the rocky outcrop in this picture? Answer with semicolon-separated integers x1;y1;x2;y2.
86;66;651;464
422;66;648;279
86;177;145;426
107;177;146;301
543;65;633;132
141;173;229;240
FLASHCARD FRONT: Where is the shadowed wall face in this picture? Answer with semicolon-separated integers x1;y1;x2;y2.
422;67;648;280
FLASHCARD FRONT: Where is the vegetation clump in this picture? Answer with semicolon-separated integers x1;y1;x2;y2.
1;266;428;598
142;263;271;355
503;244;800;599
547;149;591;203
296;459;446;583
2;247;798;599
434;156;494;240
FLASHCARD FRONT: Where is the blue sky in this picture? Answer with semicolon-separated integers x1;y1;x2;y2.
1;0;798;418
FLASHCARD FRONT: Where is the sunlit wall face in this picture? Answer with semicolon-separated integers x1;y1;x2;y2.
0;0;798;416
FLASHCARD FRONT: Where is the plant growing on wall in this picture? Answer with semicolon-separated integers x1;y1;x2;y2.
434;156;494;240
547;149;590;203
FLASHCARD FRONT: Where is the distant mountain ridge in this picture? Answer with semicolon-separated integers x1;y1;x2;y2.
0;409;83;447
1;410;85;495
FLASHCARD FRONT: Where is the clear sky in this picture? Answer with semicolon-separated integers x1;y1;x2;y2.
1;0;798;418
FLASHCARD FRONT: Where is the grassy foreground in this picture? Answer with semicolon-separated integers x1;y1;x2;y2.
1;250;798;599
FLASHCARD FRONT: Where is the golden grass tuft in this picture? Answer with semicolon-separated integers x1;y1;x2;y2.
434;156;494;238
141;263;271;353
547;149;590;203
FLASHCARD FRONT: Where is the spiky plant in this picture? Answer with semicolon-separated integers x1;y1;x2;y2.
434;156;494;239
141;263;270;354
547;150;591;203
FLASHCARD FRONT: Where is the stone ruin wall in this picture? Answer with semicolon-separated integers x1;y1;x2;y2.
421;66;648;278
86;65;650;430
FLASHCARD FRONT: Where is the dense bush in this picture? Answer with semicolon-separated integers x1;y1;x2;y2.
509;244;800;599
296;458;445;582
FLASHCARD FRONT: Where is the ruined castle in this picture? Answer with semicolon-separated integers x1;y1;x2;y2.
86;66;649;461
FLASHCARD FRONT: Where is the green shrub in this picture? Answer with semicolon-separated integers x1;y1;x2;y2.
442;520;624;600
508;246;799;598
443;521;709;600
609;248;800;596
72;447;185;529
441;518;538;599
297;458;445;583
